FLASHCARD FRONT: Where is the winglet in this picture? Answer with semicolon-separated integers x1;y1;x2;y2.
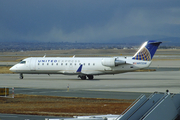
76;64;83;73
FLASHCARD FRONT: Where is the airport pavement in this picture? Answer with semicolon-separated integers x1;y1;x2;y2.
0;62;17;66
1;60;180;120
1;71;179;120
0;113;59;120
1;70;180;93
7;87;151;99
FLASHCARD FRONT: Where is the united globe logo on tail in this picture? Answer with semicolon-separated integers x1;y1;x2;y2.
132;40;162;61
133;47;151;61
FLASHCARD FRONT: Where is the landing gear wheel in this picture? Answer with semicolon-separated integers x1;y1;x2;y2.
78;75;86;80
87;75;94;80
19;73;24;79
81;76;86;80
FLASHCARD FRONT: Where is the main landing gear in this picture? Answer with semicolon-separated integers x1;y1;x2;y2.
19;73;24;79
78;75;94;80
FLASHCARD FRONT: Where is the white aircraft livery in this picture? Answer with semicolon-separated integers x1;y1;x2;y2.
10;40;162;80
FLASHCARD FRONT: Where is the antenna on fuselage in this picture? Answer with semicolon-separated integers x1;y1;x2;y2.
43;53;46;58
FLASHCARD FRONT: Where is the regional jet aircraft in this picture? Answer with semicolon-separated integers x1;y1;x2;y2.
10;40;161;80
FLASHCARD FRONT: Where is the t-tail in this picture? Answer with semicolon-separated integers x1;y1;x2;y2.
132;40;162;61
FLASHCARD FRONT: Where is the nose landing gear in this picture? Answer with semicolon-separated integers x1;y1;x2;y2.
20;73;24;79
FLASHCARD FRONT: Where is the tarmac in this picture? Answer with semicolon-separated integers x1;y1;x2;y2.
0;59;180;120
1;70;180;93
1;59;180;93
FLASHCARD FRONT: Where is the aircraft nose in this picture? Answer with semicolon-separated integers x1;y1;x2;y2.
9;66;17;72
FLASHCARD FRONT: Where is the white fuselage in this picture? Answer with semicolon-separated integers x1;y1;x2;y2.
10;56;151;75
9;40;161;79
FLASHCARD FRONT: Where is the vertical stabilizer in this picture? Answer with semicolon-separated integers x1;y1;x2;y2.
132;40;162;61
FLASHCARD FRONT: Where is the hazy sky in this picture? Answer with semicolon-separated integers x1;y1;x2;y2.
1;0;180;43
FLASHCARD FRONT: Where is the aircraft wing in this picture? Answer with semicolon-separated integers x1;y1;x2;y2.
76;64;83;73
59;64;86;75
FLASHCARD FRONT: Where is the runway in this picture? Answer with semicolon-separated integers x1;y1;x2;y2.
1;70;180;93
7;87;151;99
0;113;56;120
1;60;180;120
1;49;180;120
2;71;179;120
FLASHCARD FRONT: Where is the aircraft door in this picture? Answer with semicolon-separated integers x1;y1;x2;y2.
30;58;36;70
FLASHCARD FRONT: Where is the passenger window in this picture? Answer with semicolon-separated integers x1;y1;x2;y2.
38;63;40;65
66;63;67;65
61;63;63;65
47;63;49;65
52;63;53;65
56;63;58;65
93;63;95;66
88;63;90;65
42;63;44;65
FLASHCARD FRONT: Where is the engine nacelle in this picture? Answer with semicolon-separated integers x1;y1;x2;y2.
101;58;126;67
101;58;116;67
115;59;126;66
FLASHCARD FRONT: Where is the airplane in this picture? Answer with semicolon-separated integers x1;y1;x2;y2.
10;40;162;80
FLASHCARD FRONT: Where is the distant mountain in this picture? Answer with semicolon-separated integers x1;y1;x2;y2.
108;35;180;46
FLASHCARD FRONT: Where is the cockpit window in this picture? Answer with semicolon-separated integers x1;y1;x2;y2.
20;61;26;64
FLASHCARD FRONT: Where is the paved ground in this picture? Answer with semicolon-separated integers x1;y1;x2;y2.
1;69;180;93
0;59;180;120
0;70;179;120
0;113;57;120
6;88;151;99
